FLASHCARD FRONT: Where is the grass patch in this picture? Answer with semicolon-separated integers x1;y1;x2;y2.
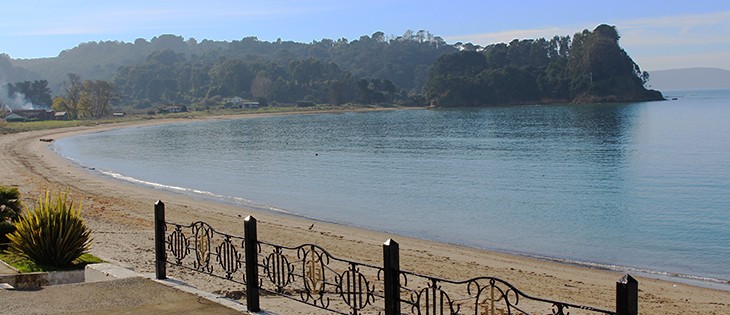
0;104;407;135
0;119;118;134
0;251;103;273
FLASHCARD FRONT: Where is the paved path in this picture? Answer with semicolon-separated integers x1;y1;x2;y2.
0;260;19;275
0;277;246;314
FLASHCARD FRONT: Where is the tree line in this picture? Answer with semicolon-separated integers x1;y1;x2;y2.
1;80;52;108
425;25;662;106
111;31;451;109
3;25;662;116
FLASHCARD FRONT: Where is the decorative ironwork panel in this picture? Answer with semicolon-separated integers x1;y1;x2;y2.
400;272;614;315
263;246;295;292
216;235;242;279
335;263;377;313
167;224;189;264
409;278;459;315
163;221;246;284
257;241;385;315
192;222;213;272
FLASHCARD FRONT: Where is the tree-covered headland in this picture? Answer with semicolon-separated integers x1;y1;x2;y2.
426;24;662;106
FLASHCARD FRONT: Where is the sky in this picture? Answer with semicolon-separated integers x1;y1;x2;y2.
1;1;729;71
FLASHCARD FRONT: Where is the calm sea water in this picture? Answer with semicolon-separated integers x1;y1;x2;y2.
54;90;730;285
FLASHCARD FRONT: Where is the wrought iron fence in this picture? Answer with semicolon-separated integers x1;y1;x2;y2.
256;240;385;314
154;201;638;315
164;220;246;284
398;271;616;315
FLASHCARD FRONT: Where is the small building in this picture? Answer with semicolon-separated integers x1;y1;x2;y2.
12;109;54;121
54;111;69;120
4;113;26;122
163;106;183;113
242;101;259;109
113;112;126;118
226;99;260;109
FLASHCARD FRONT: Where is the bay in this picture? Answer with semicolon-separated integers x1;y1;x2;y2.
54;89;730;285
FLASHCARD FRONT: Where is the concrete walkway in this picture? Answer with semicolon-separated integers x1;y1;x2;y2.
0;260;19;275
0;277;246;314
0;261;254;314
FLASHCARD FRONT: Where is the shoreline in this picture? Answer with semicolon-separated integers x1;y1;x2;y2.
60;162;730;291
2;111;729;314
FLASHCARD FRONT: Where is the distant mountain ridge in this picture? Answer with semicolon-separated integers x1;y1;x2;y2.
2;25;662;110
648;67;730;91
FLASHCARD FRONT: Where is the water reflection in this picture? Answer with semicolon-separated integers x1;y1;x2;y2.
54;95;730;281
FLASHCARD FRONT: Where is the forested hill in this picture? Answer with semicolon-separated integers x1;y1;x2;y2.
3;25;662;110
426;24;663;106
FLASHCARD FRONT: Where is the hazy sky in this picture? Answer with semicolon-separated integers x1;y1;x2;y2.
1;1;729;71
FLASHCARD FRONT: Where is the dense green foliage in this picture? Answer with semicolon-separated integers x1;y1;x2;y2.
0;221;16;246
7;191;92;267
8;32;453;109
2;80;53;107
110;32;451;108
426;25;662;106
0;186;21;247
0;186;22;222
4;26;661;111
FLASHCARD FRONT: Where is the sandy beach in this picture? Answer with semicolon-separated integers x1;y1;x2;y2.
1;113;728;314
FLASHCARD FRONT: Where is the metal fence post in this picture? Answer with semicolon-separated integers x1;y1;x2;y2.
383;239;401;315
616;274;638;315
154;200;167;280
244;215;261;312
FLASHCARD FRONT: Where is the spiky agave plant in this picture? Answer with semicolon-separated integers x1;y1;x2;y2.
7;191;92;267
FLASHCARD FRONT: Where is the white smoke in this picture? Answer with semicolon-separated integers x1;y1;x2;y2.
0;82;34;112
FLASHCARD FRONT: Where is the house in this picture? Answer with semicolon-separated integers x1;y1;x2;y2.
12;109;55;121
225;98;260;109
4;113;26;122
242;101;259;109
163;105;183;113
54;111;69;120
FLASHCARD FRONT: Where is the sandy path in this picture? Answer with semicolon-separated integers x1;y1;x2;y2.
1;115;728;314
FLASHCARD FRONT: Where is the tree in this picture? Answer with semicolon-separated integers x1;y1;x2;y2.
78;80;114;119
372;31;385;43
63;73;83;118
52;96;71;114
251;71;273;100
3;80;52;107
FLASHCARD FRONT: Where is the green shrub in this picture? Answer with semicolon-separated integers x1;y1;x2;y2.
7;191;92;267
0;186;22;222
0;221;16;249
0;251;104;273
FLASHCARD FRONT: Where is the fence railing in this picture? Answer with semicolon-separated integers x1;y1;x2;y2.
154;200;638;315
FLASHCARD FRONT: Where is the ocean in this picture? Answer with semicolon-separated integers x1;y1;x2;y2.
53;89;730;287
